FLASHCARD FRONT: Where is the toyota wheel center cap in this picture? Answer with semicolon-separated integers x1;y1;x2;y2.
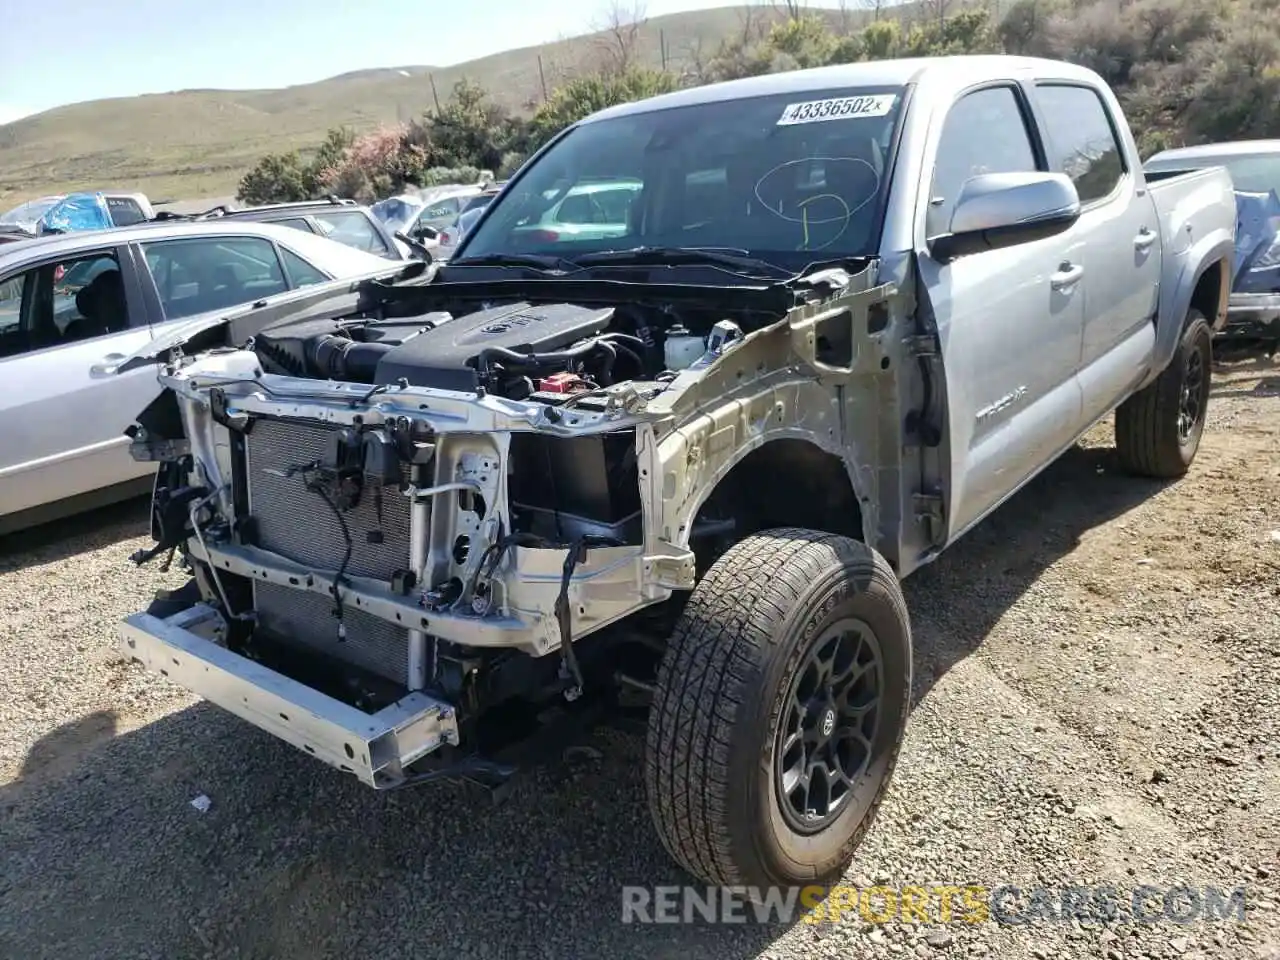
821;708;836;737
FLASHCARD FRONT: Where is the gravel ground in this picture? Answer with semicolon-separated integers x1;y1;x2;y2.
1;358;1278;960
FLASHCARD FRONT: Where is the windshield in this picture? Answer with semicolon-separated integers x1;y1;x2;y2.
460;193;496;215
459;87;903;269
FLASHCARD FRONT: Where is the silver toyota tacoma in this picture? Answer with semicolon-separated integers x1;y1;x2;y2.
116;56;1236;889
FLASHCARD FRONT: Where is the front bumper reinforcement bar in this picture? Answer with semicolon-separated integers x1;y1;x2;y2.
118;603;459;788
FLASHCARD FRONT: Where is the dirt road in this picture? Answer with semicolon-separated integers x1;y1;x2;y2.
2;359;1278;960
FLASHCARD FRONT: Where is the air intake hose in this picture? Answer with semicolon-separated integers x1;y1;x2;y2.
306;335;395;383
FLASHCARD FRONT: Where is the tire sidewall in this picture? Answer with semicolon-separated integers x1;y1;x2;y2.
1173;311;1212;461
736;551;911;885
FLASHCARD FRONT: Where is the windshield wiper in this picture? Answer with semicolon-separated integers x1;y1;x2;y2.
447;252;580;272
572;246;793;277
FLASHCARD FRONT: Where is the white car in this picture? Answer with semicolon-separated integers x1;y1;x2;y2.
0;220;404;534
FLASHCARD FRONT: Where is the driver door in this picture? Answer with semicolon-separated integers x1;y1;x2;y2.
917;83;1088;540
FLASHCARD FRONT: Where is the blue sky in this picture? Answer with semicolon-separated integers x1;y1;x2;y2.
0;0;768;124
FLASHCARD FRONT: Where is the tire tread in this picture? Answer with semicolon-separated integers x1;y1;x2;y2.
644;528;907;886
1115;311;1211;479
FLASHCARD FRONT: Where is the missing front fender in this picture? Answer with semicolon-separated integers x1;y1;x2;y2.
130;474;207;567
126;389;190;462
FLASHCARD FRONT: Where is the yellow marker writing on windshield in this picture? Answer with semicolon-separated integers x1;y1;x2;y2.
796;193;852;250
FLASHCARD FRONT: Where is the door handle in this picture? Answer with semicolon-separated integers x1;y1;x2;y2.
1134;228;1157;250
1050;262;1084;289
89;352;126;378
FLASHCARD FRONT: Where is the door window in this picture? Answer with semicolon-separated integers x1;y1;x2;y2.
417;198;460;225
1035;84;1126;205
273;217;318;234
280;247;330;287
461;194;495;215
0;252;130;358
928;86;1041;238
141;236;289;321
311;210;392;256
0;273;28;357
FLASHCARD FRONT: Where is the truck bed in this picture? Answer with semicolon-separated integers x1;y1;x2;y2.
1148;165;1238;333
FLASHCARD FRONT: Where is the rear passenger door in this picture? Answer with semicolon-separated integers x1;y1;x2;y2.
1033;82;1161;424
138;235;292;322
916;82;1087;540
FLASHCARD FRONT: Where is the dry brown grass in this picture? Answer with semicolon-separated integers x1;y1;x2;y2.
0;6;836;205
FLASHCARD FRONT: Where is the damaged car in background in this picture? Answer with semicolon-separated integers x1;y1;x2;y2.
1145;139;1280;356
115;56;1235;889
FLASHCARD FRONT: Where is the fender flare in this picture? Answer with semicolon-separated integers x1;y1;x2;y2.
1141;235;1233;390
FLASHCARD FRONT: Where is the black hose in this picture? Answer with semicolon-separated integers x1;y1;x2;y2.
594;339;617;385
476;339;607;377
305;479;353;639
477;332;651;386
610;342;644;378
553;534;623;695
598;333;646;351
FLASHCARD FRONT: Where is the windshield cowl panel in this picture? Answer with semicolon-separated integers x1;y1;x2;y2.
436;260;788;290
458;86;904;274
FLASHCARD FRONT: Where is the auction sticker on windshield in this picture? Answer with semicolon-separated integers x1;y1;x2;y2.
777;94;897;125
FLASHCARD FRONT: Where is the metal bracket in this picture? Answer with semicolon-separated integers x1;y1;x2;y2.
912;491;946;545
906;333;940;358
119;606;459;788
128;436;192;463
209;386;251;433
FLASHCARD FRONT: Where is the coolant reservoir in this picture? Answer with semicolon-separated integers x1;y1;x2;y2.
664;324;705;370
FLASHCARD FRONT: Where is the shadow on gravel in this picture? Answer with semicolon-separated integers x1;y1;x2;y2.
0;496;150;573
902;440;1174;709
10;398;1239;960
1;703;783;960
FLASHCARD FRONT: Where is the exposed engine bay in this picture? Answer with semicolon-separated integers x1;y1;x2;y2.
237;295;780;573
250;298;759;399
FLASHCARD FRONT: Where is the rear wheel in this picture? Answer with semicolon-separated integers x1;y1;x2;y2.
1115;309;1212;478
644;528;912;887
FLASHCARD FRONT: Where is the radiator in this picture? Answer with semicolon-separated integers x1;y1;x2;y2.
244;418;415;685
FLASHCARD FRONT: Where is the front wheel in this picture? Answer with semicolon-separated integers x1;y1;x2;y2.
644;528;912;888
1115;309;1213;478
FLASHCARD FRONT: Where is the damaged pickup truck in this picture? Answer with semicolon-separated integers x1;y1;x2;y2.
116;56;1236;888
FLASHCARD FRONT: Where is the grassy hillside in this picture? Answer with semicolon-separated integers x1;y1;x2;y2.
0;5;862;205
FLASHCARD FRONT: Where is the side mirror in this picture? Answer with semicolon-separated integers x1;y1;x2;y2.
928;172;1080;264
395;230;434;263
413;223;440;241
